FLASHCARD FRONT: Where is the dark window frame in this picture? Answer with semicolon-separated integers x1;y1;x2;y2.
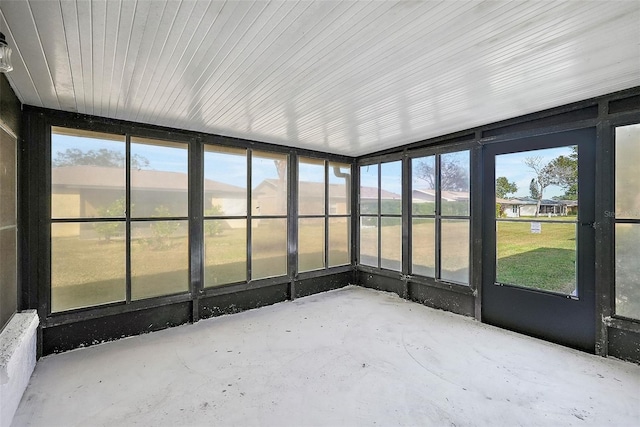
49;127;193;313
408;147;471;286
297;156;352;273
612;120;640;322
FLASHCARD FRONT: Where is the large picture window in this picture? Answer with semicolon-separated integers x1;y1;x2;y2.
50;128;189;312
411;150;470;285
614;123;640;321
298;158;351;273
359;161;402;270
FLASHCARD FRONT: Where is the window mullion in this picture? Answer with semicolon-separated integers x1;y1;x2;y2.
435;154;442;280
125;134;132;304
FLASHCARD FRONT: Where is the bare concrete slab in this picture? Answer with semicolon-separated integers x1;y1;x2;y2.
11;286;640;426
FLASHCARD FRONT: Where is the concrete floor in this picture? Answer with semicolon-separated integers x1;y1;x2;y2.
12;286;640;426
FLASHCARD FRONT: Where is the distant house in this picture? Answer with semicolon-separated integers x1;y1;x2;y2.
252;179;351;216
359;186;402;214
497;197;575;217
52;166;245;236
412;189;469;203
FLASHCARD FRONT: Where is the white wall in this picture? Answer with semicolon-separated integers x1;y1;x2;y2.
0;310;39;427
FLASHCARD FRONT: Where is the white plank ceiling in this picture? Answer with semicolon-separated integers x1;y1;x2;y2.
1;0;639;156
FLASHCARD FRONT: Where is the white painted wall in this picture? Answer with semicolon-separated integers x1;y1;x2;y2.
0;310;38;427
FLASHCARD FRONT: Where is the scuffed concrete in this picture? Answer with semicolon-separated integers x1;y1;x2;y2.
11;287;640;426
1;310;38;427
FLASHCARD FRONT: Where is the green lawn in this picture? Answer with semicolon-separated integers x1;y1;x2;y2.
496;220;576;294
51;217;582;312
52;220;350;312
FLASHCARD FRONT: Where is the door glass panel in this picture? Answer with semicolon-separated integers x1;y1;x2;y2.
495;146;578;295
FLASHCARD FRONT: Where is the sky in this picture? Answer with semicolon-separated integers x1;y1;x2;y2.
52;133;350;190
53;133;575;199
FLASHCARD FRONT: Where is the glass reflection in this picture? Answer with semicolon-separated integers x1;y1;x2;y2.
299;158;325;216
299;217;325;272
51;222;125;312
131;137;189;218
204;145;247;217
51;127;126;219
131;220;189;300
252;218;287;279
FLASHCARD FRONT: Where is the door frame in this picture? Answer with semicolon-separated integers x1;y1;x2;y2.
482;128;596;352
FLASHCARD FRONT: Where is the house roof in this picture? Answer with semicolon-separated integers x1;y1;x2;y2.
413;189;469;202
52;166;244;193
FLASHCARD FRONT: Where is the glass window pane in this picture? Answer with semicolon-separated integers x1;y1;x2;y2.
329;217;350;267
412;156;435;216
615;124;640;219
360;164;378;215
441;219;469;284
412;218;435;277
204;145;247;216
0;227;17;327
252;151;288;216
329;162;351;215
380;217;402;271
205;219;246;287
441;151;470;216
131;137;188;218
1;128;16;227
298;217;325;272
359;217;378;267
51;222;125;312
615;224;640;320
380;161;402;215
495;221;576;295
299;158;325;216
131;221;189;300
51;127;126;219
252;218;287;279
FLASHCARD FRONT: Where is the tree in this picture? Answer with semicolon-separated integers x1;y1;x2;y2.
547;147;578;200
496;176;518;198
204;205;225;236
415;156;468;191
525;156;554;217
149;205;180;249
525;155;574;217
94;198;125;242
53;148;150;169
